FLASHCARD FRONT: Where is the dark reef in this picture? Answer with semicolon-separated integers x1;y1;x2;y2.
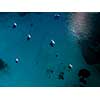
79;13;100;65
0;59;8;71
79;77;87;85
79;38;100;65
78;69;91;85
58;72;64;80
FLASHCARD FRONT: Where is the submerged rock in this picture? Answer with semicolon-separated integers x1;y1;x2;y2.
13;22;17;28
93;64;100;72
54;13;60;20
79;39;100;65
68;64;73;69
78;69;90;86
58;72;64;80
0;59;8;71
78;14;100;65
15;58;20;63
50;40;55;47
78;69;91;78
79;77;87;85
27;34;32;40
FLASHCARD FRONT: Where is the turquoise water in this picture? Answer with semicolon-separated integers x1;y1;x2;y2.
0;12;99;86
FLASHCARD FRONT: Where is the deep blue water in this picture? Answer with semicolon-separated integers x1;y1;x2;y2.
0;12;99;86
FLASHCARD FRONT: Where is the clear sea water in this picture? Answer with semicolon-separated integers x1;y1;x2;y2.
0;12;99;86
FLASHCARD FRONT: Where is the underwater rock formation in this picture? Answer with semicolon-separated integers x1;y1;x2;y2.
58;72;64;80
93;64;100;72
73;13;100;65
0;59;8;71
50;40;55;47
78;69;90;85
79;77;87;85
79;36;100;65
78;69;91;78
13;22;17;28
79;13;100;65
54;13;61;20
